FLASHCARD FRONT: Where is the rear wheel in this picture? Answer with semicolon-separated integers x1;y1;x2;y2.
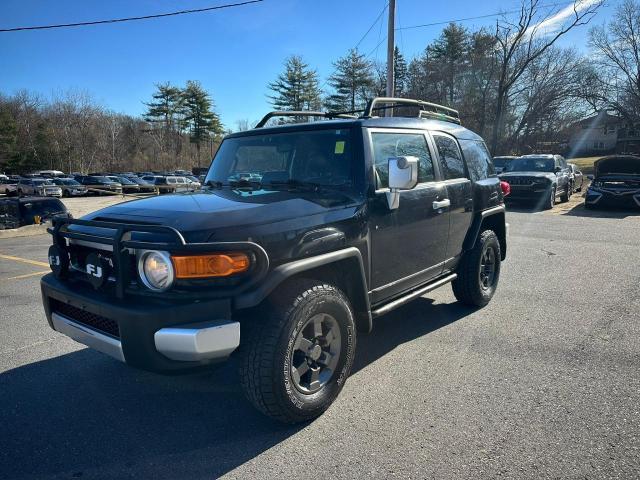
452;229;501;307
239;280;356;423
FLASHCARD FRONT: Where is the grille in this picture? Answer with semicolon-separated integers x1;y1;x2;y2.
506;177;532;186
50;298;120;338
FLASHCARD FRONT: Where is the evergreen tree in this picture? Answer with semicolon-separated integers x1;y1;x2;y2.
393;46;409;96
325;49;374;112
144;82;183;131
268;55;322;112
427;23;469;104
180;80;223;164
0;106;17;172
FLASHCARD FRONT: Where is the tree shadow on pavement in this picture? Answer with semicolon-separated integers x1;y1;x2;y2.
0;296;473;479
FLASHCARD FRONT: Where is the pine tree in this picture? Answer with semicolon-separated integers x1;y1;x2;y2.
0;106;17;172
268;55;322;113
144;82;183;131
180;80;223;165
393;47;409;96
427;23;469;104
325;49;374;112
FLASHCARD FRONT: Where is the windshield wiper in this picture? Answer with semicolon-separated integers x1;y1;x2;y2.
266;179;352;192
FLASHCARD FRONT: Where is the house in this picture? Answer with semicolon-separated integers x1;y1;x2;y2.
565;110;640;156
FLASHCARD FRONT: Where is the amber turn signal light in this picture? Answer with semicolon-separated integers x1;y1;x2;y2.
171;253;250;278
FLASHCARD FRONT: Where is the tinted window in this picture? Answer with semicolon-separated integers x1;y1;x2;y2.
460;140;495;181
371;132;434;188
434;134;466;179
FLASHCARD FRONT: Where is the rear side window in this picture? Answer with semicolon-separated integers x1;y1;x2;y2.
371;132;435;188
433;134;466;179
459;140;495;181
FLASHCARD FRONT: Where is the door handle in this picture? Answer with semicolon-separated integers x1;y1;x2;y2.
433;199;451;210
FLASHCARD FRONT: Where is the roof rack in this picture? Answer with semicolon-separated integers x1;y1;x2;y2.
255;111;358;128
363;97;461;125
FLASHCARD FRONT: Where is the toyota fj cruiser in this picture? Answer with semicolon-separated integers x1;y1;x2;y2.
41;98;507;423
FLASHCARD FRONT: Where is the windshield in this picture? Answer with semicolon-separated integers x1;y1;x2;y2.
116;177;134;185
204;128;359;192
505;157;554;172
33;180;53;186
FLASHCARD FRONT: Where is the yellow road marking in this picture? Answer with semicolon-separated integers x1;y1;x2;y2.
5;270;49;280
0;252;50;268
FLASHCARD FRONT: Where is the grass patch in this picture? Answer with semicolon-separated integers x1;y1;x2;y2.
567;156;602;175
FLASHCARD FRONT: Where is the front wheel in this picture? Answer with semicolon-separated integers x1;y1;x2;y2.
452;229;501;307
543;186;556;210
239;280;356;423
560;183;571;203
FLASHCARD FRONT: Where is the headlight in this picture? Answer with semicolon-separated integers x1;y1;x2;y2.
137;250;174;291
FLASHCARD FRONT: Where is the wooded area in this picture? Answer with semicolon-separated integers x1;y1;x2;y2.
2;0;639;174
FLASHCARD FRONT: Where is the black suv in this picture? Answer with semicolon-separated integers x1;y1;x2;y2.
499;154;572;209
41;98;507;423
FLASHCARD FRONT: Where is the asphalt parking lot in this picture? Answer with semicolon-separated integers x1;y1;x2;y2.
1;200;639;479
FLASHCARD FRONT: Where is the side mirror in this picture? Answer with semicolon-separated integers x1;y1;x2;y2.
386;156;418;210
554;166;562;173
587;174;594;180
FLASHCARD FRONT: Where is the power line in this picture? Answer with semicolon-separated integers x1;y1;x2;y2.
396;1;576;31
0;0;264;33
355;2;388;50
320;0;388;92
365;1;578;58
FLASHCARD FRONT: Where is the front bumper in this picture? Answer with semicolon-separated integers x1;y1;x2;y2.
41;273;239;373
585;189;640;208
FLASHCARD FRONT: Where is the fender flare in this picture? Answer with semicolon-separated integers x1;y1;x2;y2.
235;247;373;333
463;205;507;260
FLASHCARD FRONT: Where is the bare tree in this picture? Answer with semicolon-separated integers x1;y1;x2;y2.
589;0;640;121
491;0;603;152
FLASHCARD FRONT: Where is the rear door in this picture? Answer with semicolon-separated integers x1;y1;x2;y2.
367;129;450;303
431;132;474;264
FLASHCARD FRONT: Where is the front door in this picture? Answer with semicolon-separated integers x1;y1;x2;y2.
367;129;450;304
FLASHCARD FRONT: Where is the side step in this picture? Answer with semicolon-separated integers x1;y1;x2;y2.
371;273;457;318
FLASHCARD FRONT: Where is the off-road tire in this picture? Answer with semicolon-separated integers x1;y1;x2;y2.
239;280;357;424
560;184;571;202
543;186;556;210
452;229;501;307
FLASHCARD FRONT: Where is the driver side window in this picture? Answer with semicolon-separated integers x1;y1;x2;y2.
371;132;434;189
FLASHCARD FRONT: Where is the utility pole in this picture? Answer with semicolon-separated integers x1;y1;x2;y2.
386;0;396;114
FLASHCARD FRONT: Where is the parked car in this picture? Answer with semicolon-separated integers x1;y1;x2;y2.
0;177;18;196
492;156;516;174
567;163;584;192
107;176;140;194
585;155;640;210
50;178;88;197
185;175;202;191
142;175;190;193
0;196;70;229
40;97;507;424
499;154;572;209
74;175;123;195
16;178;62;198
125;176;156;193
35;170;66;178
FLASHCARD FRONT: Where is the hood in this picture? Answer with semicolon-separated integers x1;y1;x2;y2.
594;156;640;177
499;171;555;180
81;188;361;241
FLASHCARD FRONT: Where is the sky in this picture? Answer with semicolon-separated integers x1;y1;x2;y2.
0;0;617;129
